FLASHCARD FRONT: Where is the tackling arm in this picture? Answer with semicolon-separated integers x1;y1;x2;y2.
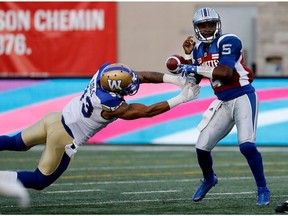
103;101;170;120
135;71;188;88
102;85;200;120
136;71;164;84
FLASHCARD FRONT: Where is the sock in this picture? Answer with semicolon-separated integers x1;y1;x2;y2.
239;142;266;187
196;148;215;182
17;152;72;190
0;132;27;151
17;169;47;190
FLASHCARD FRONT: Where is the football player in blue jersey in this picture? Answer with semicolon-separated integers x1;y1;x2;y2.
0;63;200;201
177;7;270;205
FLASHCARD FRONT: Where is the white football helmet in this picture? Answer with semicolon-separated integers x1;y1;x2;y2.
193;7;222;44
100;63;140;96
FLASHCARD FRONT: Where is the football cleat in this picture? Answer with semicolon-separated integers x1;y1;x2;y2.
257;186;270;206
275;200;288;213
192;175;218;201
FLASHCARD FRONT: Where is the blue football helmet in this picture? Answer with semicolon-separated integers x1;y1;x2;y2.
100;63;140;96
193;7;222;44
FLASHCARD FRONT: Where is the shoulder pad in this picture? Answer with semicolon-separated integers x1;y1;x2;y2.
97;89;125;112
102;100;124;112
217;34;241;48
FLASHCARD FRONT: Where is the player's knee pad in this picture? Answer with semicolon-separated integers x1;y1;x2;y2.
17;152;71;190
239;142;260;159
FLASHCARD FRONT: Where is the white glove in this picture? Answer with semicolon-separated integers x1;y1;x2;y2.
163;73;197;88
185;76;197;86
163;73;183;88
181;84;200;102
167;84;200;108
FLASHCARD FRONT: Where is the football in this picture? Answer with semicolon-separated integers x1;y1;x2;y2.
165;55;187;74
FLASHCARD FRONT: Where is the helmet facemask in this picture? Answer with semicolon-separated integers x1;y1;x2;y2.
119;71;139;96
193;8;222;44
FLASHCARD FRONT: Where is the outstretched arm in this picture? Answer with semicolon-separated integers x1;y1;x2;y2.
102;85;200;120
103;101;170;120
135;71;188;88
135;71;164;84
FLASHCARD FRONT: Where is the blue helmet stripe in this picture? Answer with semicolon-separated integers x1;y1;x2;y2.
201;8;211;18
203;8;207;17
104;66;131;73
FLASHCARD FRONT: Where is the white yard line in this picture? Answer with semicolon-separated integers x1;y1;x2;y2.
3;194;288;208
68;161;288;172
50;190;254;196
50;175;288;187
122;190;181;195
68;164;198;171
44;189;104;194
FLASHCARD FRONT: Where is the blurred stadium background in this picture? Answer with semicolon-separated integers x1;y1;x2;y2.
0;2;288;146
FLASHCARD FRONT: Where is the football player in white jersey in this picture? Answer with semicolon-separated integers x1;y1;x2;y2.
178;7;270;205
0;63;200;202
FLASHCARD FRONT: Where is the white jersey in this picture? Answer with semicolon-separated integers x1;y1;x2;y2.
62;63;125;146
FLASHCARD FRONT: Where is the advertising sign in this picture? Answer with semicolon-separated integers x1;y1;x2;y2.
1;78;288;146
0;2;117;77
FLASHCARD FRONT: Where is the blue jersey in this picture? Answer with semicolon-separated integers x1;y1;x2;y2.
192;34;255;101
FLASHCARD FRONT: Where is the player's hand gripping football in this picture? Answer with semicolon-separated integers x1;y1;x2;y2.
178;64;198;74
177;64;198;84
182;36;196;55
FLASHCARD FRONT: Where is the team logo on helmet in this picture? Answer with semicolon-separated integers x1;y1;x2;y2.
107;79;122;91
